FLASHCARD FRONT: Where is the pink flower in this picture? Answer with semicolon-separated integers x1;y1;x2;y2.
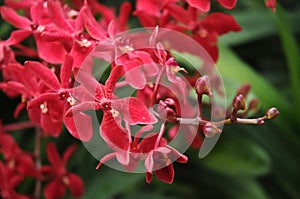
42;143;84;199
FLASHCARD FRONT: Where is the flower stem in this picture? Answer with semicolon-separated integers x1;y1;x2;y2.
2;121;36;131
197;95;203;118
151;68;164;104
34;127;42;199
177;116;267;127
154;123;166;149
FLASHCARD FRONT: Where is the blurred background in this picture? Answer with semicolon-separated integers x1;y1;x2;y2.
1;0;300;199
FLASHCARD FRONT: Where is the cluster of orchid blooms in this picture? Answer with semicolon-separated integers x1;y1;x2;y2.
0;0;278;198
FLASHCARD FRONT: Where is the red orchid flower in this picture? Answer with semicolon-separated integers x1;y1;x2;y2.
45;0;100;67
42;143;84;199
266;0;276;11
164;11;241;62
114;50;159;89
145;145;188;184
0;132;38;178
25;56;93;140
0;162;30;199
67;65;157;164
191;12;241;62
133;2;241;62
0;2;69;64
97;127;188;184
87;0;132;33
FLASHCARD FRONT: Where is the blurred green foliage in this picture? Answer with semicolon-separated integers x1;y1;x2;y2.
1;0;299;199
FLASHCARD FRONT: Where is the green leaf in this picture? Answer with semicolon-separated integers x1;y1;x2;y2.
220;177;270;199
217;43;299;160
220;11;277;46
201;131;271;177
272;5;300;115
0;23;12;39
123;192;181;199
217;43;290;113
82;167;144;199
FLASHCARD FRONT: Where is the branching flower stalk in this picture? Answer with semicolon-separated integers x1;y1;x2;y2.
0;0;278;198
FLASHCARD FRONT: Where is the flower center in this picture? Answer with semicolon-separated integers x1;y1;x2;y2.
67;96;76;106
40;102;48;114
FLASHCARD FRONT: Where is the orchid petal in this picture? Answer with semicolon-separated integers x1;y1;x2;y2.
83;8;108;41
146;172;153;183
135;0;161;17
4;30;32;46
167;146;188;163
27;93;59;110
134;11;157;27
163;3;192;25
44;179;66;199
155;164;174;184
113;97;157;125
65;101;98;117
186;0;210;12
138;133;159;153
47;0;74;33
0;6;31;29
41;111;62;137
75;69;105;99
200;13;241;35
63;112;93;142
35;34;67;64
62;145;77;164
218;0;237;9
67;173;84;198
46;143;62;166
118;2;132;30
100;112;130;151
30;0;43;23
144;151;154;173
105;65;124;98
116;150;130;165
60;54;73;88
25;61;61;91
124;66;146;89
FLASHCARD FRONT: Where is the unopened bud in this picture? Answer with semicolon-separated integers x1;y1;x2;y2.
195;75;212;97
233;94;246;112
265;107;279;120
203;122;222;137
237;84;251;98
158;98;177;122
248;98;259;113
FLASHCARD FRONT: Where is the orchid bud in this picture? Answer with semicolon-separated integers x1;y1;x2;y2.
265;107;279;120
248;98;259;113
237;84;251;98
232;94;246;112
158;98;177;123
195;75;212;97
203;122;222;137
